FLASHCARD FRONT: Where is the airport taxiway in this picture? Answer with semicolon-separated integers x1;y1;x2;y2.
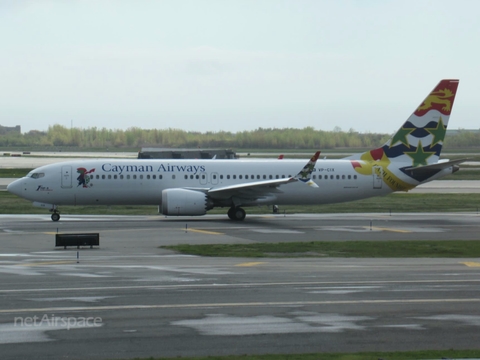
0;213;480;359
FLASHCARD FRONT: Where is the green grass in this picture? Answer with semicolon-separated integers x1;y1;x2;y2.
162;240;480;258
0;168;32;178
118;349;480;360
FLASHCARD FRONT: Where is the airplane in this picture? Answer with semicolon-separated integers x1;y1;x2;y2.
7;79;464;222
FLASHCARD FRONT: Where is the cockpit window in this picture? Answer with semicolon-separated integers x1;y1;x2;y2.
28;172;45;179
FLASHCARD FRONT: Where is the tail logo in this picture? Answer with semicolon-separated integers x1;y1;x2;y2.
389;126;414;148
415;88;455;116
425;117;447;147
404;140;435;167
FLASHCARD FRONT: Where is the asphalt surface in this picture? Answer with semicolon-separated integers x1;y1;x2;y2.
0;213;480;359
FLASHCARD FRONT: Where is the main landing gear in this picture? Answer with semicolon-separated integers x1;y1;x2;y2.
50;209;60;222
227;206;246;221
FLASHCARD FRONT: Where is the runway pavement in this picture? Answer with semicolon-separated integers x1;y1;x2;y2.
0;213;480;359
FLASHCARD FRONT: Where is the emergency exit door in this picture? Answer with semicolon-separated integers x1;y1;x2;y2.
61;166;72;188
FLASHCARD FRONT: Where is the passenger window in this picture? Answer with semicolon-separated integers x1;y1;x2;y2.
282;175;285;178
196;175;199;179
342;175;345;179
139;175;143;179
159;175;163;180
147;175;150;179
190;175;194;179
239;175;242;179
276;175;279;179
220;175;224;179
172;175;176;179
114;175;117;179
354;175;357;179
319;175;322;179
257;175;260;179
120;175;124;179
313;175;316;180
133;175;137;180
153;175;156;179
244;175;248;179
213;175;217;179
227;175;230;179
269;175;273;179
330;175;334;179
263;175;266;179
233;175;236;179
127;175;130;179
184;175;188;179
202;174;205;179
102;175;105;179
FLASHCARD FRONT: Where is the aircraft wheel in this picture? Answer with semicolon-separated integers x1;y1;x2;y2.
51;213;60;222
227;207;246;221
233;207;246;221
227;207;235;220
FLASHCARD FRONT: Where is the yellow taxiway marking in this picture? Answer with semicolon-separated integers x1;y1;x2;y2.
20;261;76;267
186;228;224;235
461;262;480;267
235;262;266;267
366;226;411;233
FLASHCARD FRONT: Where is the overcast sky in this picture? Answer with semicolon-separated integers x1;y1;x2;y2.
1;0;479;134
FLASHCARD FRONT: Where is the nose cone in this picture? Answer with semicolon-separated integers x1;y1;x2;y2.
7;179;24;197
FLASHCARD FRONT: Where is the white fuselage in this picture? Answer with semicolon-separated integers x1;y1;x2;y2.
7;158;392;208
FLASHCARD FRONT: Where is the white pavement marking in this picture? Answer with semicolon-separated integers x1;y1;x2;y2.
0;317;103;344
1;298;480;315
28;296;114;303
171;312;372;335
249;228;304;234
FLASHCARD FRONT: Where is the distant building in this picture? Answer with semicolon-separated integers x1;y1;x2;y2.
0;125;21;134
138;148;237;159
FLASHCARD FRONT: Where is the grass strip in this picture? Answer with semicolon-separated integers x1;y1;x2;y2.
161;240;480;258
127;349;480;360
0;168;32;178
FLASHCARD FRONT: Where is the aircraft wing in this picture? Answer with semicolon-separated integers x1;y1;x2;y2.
196;151;321;203
207;177;297;199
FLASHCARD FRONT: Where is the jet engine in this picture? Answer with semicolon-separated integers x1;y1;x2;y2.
161;188;209;216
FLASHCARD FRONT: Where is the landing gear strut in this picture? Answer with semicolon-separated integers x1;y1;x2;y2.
227;207;246;221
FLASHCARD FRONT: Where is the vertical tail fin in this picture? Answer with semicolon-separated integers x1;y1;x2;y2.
349;79;459;166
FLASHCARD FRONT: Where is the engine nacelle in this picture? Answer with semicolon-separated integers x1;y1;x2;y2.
161;188;208;216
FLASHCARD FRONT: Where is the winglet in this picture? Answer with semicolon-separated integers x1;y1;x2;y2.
295;151;320;187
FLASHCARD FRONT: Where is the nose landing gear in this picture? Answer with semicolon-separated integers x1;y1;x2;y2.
50;208;60;222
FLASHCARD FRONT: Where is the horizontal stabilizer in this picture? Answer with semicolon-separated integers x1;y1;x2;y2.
403;158;468;172
400;158;468;182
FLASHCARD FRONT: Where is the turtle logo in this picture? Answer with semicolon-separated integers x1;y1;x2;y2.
77;167;95;188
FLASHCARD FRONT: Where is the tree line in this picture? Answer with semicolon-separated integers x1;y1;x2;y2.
0;124;477;149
